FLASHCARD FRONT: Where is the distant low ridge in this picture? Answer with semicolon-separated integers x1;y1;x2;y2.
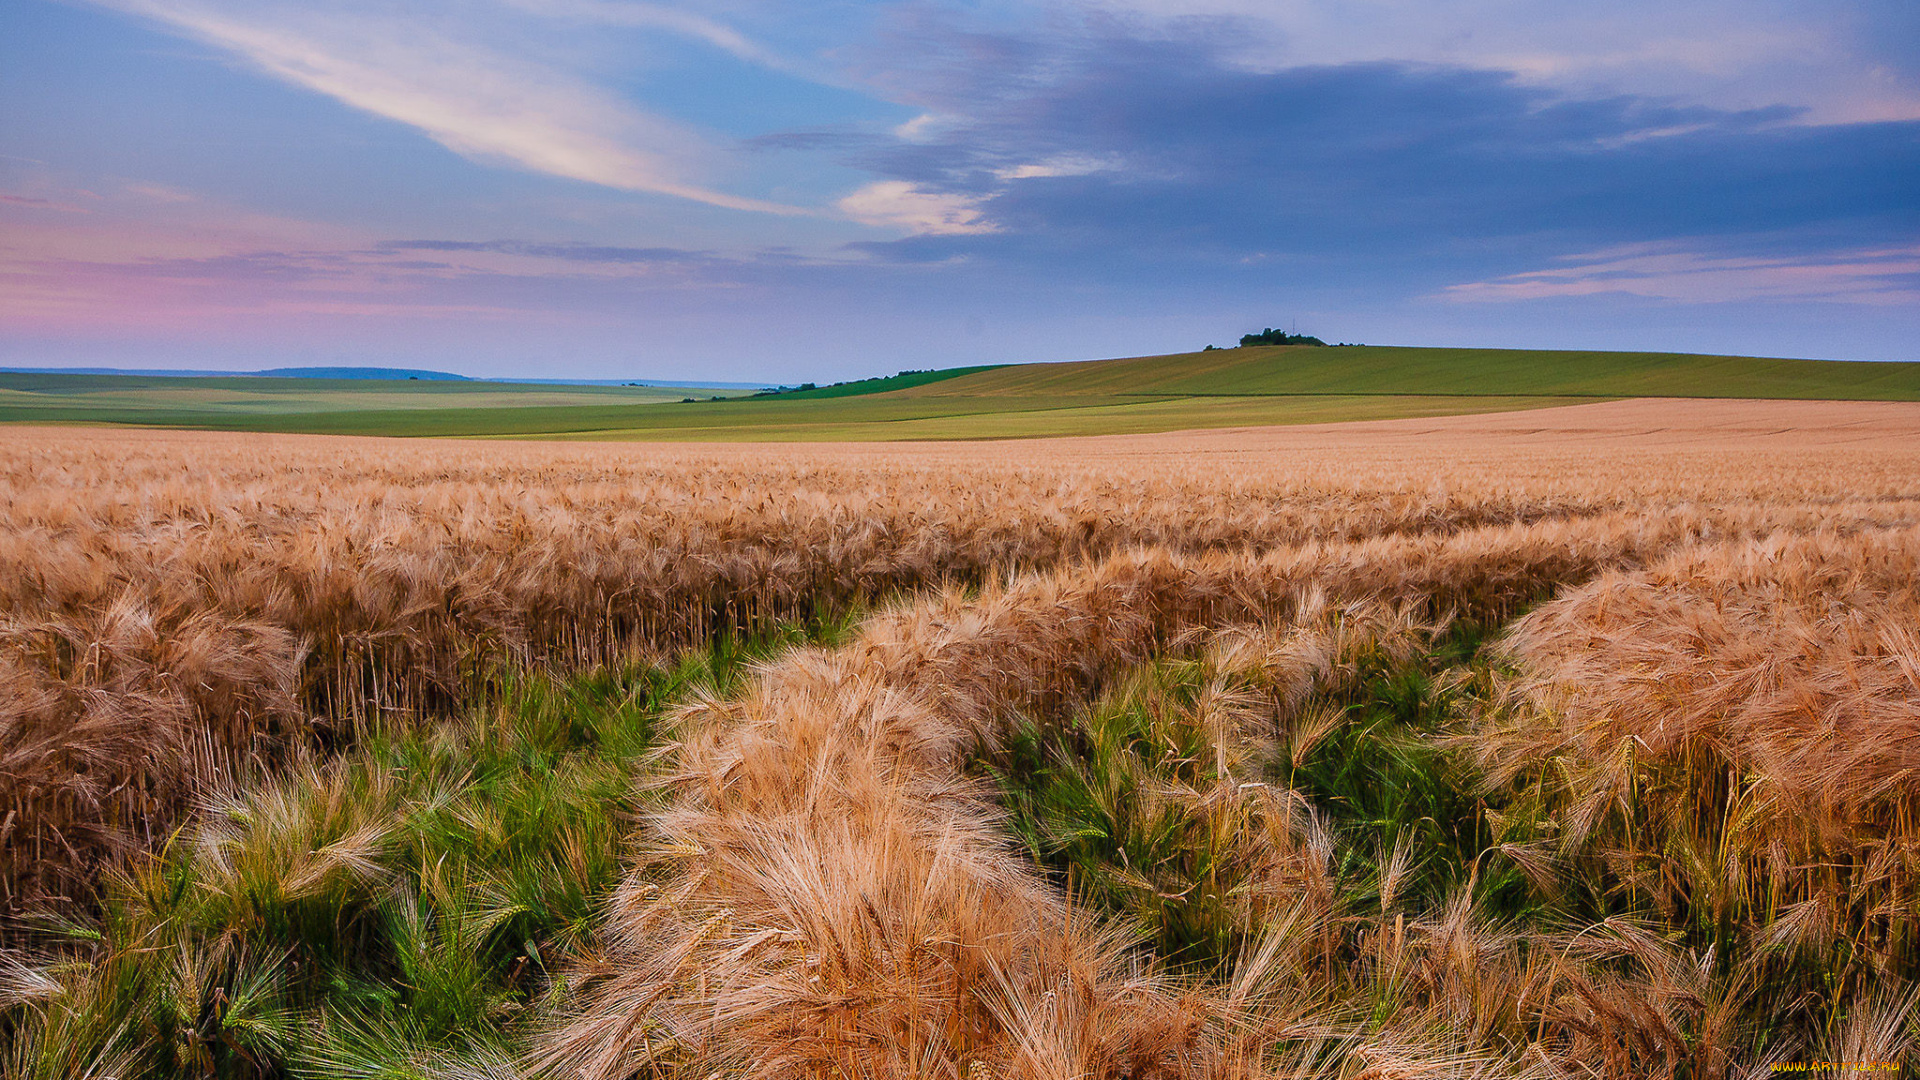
0;366;770;387
7;344;1917;441
0;365;471;381
254;367;471;381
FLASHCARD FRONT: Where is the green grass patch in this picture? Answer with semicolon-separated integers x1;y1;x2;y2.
0;371;744;423
977;615;1524;974
896;345;1920;401
0;620;845;1080
750;364;1009;399
36;392;1581;441
9;344;1913;441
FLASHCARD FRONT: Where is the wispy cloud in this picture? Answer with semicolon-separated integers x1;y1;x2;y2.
0;234;708;331
0;200;809;335
0;193;91;213
993;154;1118;180
837;13;1918;275
1099;0;1920;125
380;238;709;264
123;182;196;204
1442;243;1920;305
837;181;996;235
88;0;805;214
496;0;788;69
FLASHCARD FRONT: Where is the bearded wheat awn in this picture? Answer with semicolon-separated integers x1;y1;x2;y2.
18;405;1900;914
538;509;1920;1079
4;399;1920;1076
5;407;1920;908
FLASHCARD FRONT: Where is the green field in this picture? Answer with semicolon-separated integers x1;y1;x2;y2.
7;345;1918;440
762;364;1010;399
884;345;1920;400
0;371;744;425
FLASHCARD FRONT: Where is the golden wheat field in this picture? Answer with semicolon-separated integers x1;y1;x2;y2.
6;398;1920;1079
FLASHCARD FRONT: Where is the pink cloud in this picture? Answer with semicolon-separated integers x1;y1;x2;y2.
0;185;748;337
0;193;91;214
1442;243;1920;306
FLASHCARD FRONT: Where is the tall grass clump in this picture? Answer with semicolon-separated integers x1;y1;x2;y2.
983;603;1493;973
0;623;830;1079
1471;526;1920;1057
536;519;1734;1079
543;516;1920;1077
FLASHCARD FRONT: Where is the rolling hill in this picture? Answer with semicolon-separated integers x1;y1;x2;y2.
870;345;1920;400
0;370;747;426
5;345;1917;440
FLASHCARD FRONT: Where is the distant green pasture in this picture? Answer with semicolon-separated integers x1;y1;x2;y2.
883;345;1920;401
0;371;740;423
6;344;1914;441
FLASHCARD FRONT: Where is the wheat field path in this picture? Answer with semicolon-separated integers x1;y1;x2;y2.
6;396;1920;1078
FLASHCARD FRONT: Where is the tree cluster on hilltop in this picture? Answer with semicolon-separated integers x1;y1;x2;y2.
1239;326;1327;347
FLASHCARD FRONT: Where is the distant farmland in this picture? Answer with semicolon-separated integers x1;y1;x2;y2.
0;369;745;426
6;344;1918;440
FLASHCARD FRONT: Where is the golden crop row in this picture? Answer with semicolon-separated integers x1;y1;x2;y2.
3;401;1919;995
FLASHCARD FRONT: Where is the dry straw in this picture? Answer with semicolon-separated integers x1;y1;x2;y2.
4;403;1920;1076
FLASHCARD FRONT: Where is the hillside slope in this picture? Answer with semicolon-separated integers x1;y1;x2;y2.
7;345;1915;440
884;345;1920;400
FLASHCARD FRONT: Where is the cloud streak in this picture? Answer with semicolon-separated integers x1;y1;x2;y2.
1095;0;1920;125
497;0;789;70
1443;244;1920;305
837;181;996;235
381;239;711;263
88;0;806;214
0;193;90;213
836;14;1919;277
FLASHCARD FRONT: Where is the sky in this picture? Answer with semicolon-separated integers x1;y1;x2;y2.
2;0;1916;381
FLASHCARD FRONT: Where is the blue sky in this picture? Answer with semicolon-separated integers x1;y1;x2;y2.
1;0;1915;380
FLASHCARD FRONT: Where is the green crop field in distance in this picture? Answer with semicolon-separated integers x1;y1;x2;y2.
5;345;1915;440
0;371;748;425
874;345;1920;401
516;394;1590;442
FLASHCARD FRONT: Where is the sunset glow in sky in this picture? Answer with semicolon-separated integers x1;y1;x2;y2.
3;1;1917;380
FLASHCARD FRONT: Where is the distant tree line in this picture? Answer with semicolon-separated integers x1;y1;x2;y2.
1238;327;1327;347
750;369;942;399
